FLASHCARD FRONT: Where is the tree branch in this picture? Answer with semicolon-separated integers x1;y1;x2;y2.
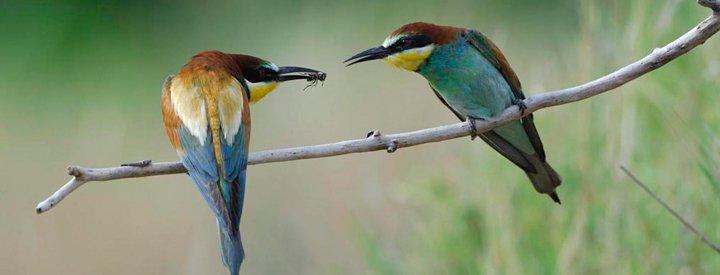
619;165;720;254
36;4;720;214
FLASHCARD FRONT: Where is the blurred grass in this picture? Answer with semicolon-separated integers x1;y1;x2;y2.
1;0;719;274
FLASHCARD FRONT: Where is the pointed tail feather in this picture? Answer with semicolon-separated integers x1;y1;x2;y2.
476;129;562;203
524;155;562;204
217;220;244;275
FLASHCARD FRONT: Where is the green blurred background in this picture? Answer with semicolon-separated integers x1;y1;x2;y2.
2;0;719;274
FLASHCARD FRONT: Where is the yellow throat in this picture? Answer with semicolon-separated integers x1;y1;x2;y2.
383;44;434;71
247;81;279;103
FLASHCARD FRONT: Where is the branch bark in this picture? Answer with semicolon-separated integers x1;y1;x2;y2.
36;3;720;214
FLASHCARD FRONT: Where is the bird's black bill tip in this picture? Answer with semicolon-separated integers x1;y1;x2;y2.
277;66;326;83
344;46;390;67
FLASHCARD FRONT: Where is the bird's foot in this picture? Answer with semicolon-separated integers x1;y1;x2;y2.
121;160;152;168
512;98;527;115
468;117;479;141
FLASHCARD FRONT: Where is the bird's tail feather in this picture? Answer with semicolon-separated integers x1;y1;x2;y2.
217;220;244;275
477;130;562;203
524;154;562;204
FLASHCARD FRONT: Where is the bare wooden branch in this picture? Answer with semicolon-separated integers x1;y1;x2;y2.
619;165;720;254
36;5;720;214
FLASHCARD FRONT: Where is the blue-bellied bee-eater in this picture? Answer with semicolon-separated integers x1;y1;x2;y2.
161;50;325;274
345;22;562;203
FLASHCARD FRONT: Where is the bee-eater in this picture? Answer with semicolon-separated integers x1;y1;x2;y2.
345;22;562;203
161;50;324;274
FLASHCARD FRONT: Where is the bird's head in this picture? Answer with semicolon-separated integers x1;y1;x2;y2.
231;54;325;103
345;22;463;71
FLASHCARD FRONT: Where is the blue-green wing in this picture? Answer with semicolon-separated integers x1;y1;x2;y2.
178;125;248;228
463;29;546;160
220;120;249;227
462;29;524;100
176;99;249;232
177;126;232;227
431;85;536;172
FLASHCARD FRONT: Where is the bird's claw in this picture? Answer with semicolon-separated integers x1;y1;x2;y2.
468;117;478;140
512;98;527;115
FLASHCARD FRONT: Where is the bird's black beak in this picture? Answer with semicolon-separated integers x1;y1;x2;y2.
277;66;326;82
344;46;391;66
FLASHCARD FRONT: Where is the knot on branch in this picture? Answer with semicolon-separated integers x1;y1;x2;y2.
366;130;400;153
699;0;720;13
387;139;399;153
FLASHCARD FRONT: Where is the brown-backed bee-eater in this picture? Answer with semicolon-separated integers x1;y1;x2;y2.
345;22;562;203
161;50;325;274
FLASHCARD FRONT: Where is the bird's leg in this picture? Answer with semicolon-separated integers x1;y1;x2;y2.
467;117;479;141
512;98;527;115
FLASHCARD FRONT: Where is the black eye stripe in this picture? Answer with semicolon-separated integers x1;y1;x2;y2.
393;34;432;50
246;66;277;83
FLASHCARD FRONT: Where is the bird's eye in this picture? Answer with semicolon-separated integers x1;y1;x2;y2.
258;67;275;81
399;37;412;47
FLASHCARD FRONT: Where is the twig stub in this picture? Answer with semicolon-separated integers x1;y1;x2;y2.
67;166;81;177
386;139;399;153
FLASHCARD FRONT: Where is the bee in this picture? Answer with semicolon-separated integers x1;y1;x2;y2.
303;71;327;91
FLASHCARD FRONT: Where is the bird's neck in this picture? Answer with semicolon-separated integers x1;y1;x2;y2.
417;38;468;81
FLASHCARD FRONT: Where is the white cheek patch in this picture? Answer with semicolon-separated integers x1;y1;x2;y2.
382;35;405;48
170;79;208;145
